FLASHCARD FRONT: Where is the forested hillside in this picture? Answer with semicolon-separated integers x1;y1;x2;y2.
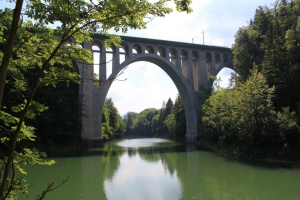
199;0;300;161
123;95;186;139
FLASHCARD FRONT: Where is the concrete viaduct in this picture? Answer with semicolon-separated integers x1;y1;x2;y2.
75;34;232;147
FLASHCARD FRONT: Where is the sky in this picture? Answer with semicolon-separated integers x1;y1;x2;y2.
106;0;276;116
1;0;276;116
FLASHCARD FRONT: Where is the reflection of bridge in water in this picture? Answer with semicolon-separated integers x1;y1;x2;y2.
75;35;232;147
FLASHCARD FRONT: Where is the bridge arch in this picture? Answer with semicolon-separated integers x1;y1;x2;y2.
93;53;198;141
79;35;232;146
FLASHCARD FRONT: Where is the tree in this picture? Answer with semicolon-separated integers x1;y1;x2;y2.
135;108;157;136
0;0;193;198
232;0;300;112
172;94;186;138
123;112;138;137
200;67;299;159
157;100;166;135
102;102;113;139
164;113;176;136
162;98;173;133
164;98;174;118
151;114;160;135
105;98;125;137
105;98;119;132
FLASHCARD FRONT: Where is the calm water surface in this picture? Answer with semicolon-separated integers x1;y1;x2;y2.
20;138;300;200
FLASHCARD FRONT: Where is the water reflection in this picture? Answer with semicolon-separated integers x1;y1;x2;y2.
19;138;300;200
103;138;183;200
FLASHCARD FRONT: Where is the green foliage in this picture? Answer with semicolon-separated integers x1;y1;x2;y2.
31;81;81;147
163;113;176;136
125;108;158;137
171;94;186;138
222;0;300;160
123;112;139;137
0;0;193;197
136;108;158;136
232;0;300;112
102;102;113;139
198;75;219;102
200;68;300;159
123;95;186;139
102;98;125;139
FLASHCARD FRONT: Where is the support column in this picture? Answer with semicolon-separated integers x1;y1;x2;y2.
126;44;132;59
80;41;95;147
211;51;216;76
100;47;106;80
198;51;209;88
185;134;198;145
112;46;120;74
176;52;181;70
182;54;194;89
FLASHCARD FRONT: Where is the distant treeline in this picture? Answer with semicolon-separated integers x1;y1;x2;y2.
123;94;186;139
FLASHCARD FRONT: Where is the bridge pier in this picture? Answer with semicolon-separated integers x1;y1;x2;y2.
185;133;198;143
185;133;198;151
81;137;104;149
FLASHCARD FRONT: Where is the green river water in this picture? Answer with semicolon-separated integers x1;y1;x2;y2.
20;138;300;200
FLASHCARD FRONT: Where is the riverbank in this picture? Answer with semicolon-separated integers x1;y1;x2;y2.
197;139;300;166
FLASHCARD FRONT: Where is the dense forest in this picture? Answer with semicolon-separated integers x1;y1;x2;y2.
123;94;186;140
199;0;300;161
3;65;126;151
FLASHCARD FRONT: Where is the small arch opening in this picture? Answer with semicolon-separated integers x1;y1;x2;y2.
157;46;166;58
223;53;229;63
119;47;126;64
205;52;212;62
180;49;189;76
215;67;238;89
145;45;154;54
169;48;177;66
180;49;188;60
106;46;113;78
133;44;142;55
92;42;102;86
192;51;199;61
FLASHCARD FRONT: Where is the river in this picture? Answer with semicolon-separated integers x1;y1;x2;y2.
20;138;300;200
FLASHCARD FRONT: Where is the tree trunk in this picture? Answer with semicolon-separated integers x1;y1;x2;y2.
0;0;24;110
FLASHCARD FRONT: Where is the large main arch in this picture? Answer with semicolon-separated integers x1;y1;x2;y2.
78;35;232;147
97;53;198;139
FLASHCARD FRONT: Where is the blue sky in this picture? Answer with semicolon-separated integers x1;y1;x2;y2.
1;0;276;116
